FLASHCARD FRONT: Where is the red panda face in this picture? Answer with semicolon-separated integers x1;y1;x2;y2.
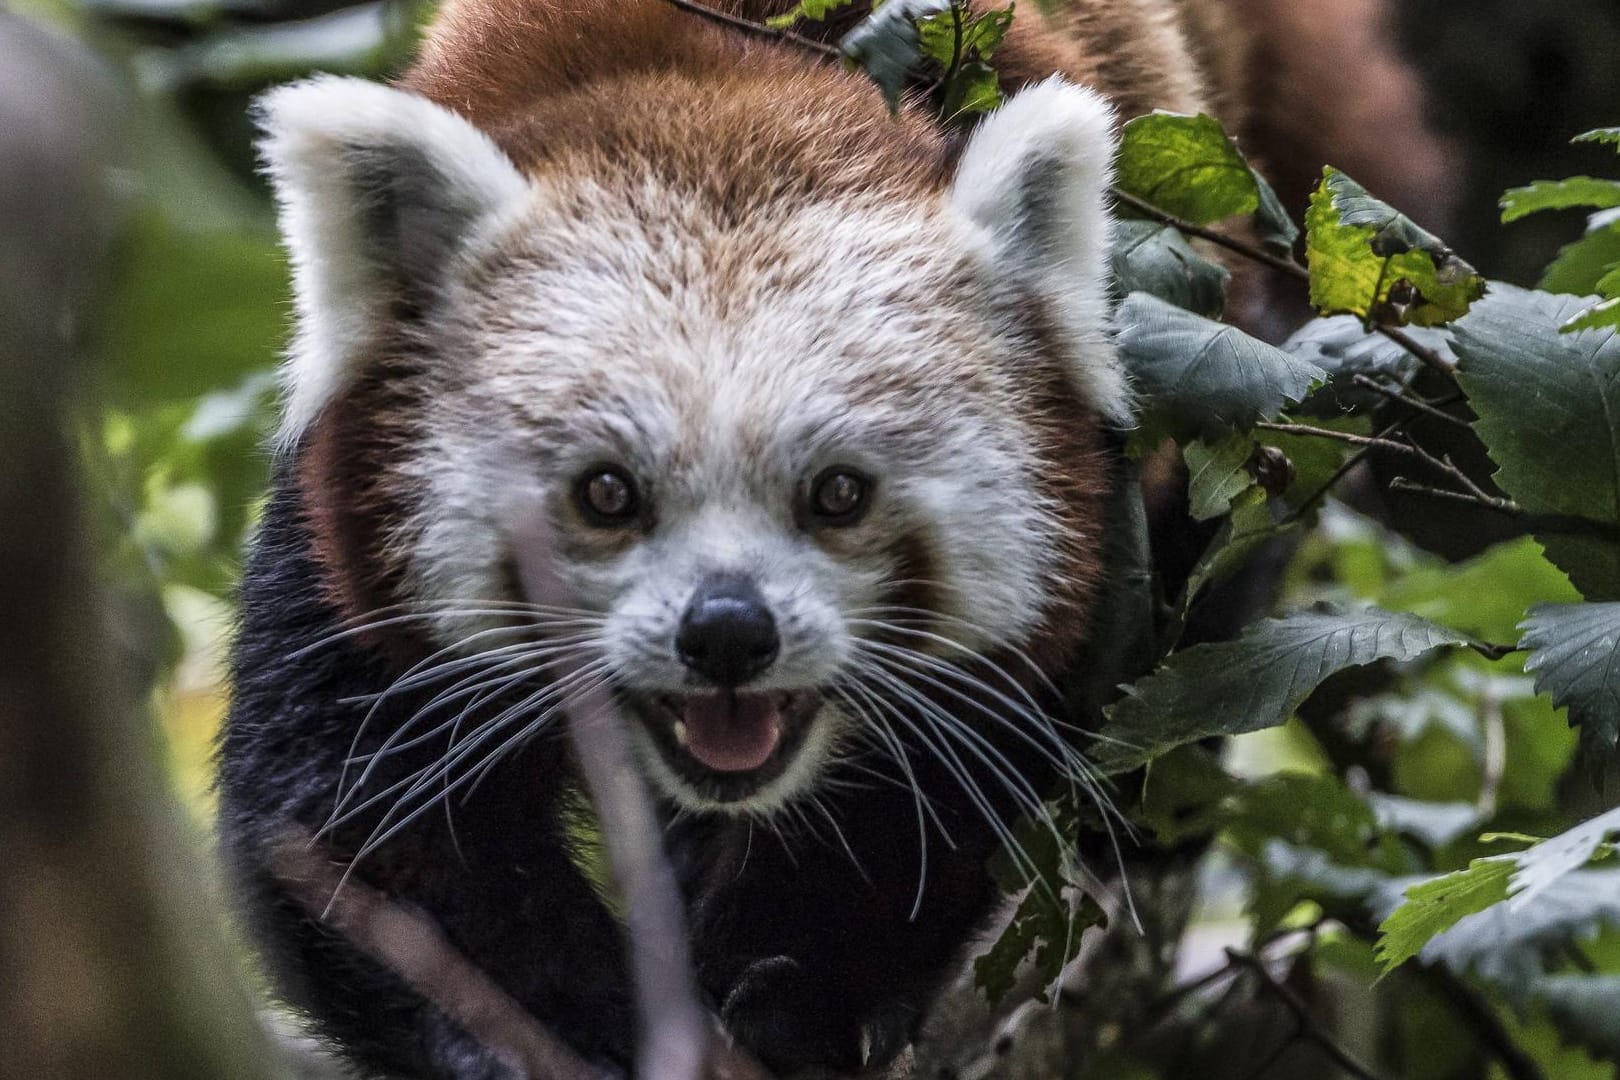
261;75;1123;812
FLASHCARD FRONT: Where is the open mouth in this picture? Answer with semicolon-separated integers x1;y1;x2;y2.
629;689;824;803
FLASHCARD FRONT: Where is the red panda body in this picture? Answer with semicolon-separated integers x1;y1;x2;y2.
219;2;1446;1076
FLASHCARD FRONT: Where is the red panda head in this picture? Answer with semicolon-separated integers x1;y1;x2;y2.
258;68;1124;811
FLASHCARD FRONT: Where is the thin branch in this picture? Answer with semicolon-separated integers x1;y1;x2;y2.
1373;325;1456;378
271;830;606;1080
659;0;844;58
1224;950;1389;1080
509;513;718;1080
1388;478;1620;542
1348;375;1471;429
1110;187;1308;281
1256;421;1415;455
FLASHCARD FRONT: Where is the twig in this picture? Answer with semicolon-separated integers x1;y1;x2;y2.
1110;187;1308;281
509;513;718;1080
1387;478;1620;542
1373;325;1455;378
271;830;605;1080
1256;421;1415;455
1476;686;1505;817
1348;375;1470;429
1224;950;1389;1080
659;0;844;58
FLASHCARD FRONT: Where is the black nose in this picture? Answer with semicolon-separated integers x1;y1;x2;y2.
676;574;779;687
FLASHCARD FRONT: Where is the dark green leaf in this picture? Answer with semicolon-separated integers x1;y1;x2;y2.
1375;857;1514;974
1520;602;1620;753
1451;284;1620;598
1500;177;1620;223
1110;219;1229;317
840;0;950;113
1253;168;1300;250
1183;436;1254;521
1176;487;1297;622
1098;606;1471;773
1116;291;1326;444
1306;168;1485;326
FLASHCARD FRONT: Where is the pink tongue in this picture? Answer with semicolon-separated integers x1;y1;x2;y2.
681;693;782;773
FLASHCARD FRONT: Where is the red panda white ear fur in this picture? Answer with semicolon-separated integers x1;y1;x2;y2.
950;78;1129;425
256;76;529;448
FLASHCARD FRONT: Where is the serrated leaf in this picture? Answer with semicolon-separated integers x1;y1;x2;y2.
1572;127;1620;150
1419;870;1620;998
1116;291;1325;444
1375;857;1514;973
1098;606;1471;773
1541;215;1620;295
1306;168;1485;326
1451;284;1620;598
840;0;950;112
1511;806;1620;909
765;0;856;28
1501;177;1620;222
1110;219;1229;317
1183;436;1254;520
1520;602;1620;753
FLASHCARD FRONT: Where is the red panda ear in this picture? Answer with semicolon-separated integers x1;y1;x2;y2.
256;76;529;448
950;78;1130;425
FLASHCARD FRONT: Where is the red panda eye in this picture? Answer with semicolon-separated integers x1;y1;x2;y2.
810;468;869;524
577;467;638;525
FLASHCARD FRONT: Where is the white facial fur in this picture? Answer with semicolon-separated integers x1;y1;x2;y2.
260;75;1123;813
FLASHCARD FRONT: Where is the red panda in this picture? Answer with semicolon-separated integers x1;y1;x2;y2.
218;1;1446;1075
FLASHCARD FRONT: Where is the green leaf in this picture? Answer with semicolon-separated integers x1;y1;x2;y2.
1375;857;1514;974
1416;871;1620;998
1573;127;1620;150
939;58;1002;117
1511;806;1620;908
1377;536;1580;643
840;0;950;113
1564;296;1620;332
1176;487;1296;621
1116;291;1326;444
1115;112;1255;223
1110;219;1229;317
1098;606;1471;773
1306;168;1485;327
1540;216;1620;295
765;0;856;28
1520;602;1620;753
1183;436;1254;520
1252;168;1300;251
972;885;1102;1005
1450;284;1620;598
1500;177;1620;222
916;3;1014;65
